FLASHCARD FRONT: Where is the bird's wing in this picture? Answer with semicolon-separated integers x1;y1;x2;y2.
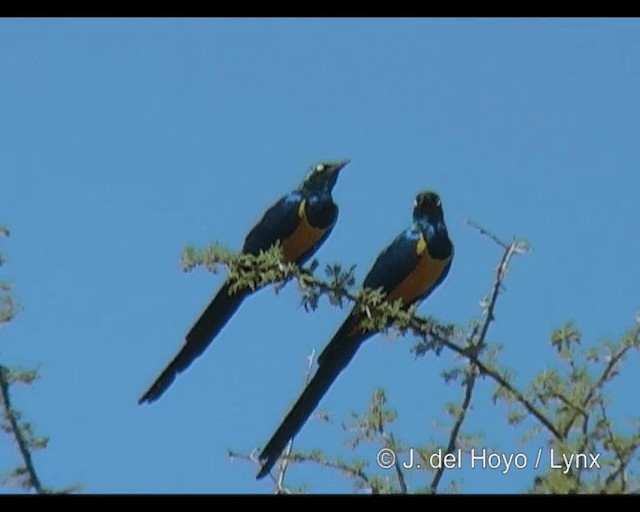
242;193;304;256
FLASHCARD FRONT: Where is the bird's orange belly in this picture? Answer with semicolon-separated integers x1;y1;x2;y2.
386;251;450;307
281;216;328;263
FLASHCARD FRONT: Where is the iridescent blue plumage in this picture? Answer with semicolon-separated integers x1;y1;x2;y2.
139;160;349;405
257;191;453;479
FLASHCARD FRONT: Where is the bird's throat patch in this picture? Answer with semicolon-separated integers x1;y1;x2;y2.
297;199;306;218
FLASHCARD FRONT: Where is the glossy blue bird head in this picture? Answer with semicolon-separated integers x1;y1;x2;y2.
300;160;349;195
413;190;445;224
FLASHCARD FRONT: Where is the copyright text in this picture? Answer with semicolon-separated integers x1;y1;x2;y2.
376;448;601;475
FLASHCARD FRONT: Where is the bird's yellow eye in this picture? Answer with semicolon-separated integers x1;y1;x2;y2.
315;164;325;173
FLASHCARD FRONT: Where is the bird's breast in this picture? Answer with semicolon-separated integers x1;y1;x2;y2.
281;201;331;263
386;248;450;307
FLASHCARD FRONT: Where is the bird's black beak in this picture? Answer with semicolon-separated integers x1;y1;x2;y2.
330;160;350;174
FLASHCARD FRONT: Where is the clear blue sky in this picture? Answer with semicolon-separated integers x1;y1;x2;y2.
1;18;638;494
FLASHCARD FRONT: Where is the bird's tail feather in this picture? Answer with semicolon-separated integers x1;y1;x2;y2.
138;282;247;405
257;316;365;479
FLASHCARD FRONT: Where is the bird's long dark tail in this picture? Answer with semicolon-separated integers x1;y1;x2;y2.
257;316;366;479
138;282;248;405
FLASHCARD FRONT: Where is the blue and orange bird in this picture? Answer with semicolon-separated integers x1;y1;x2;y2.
256;190;453;479
138;160;349;405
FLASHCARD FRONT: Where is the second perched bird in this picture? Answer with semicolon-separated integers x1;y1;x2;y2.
257;190;454;479
139;160;349;405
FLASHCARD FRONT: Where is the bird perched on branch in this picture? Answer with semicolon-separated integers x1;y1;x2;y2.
139;160;350;405
257;190;453;479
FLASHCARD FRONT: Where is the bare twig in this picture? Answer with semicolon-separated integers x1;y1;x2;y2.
430;366;477;493
563;340;634;439
550;391;589;419
377;419;407;493
464;218;510;249
393;459;408;494
228;449;291;494
0;365;44;493
478;241;518;340
285;452;371;489
275;349;316;492
430;236;518;493
578;411;591;487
